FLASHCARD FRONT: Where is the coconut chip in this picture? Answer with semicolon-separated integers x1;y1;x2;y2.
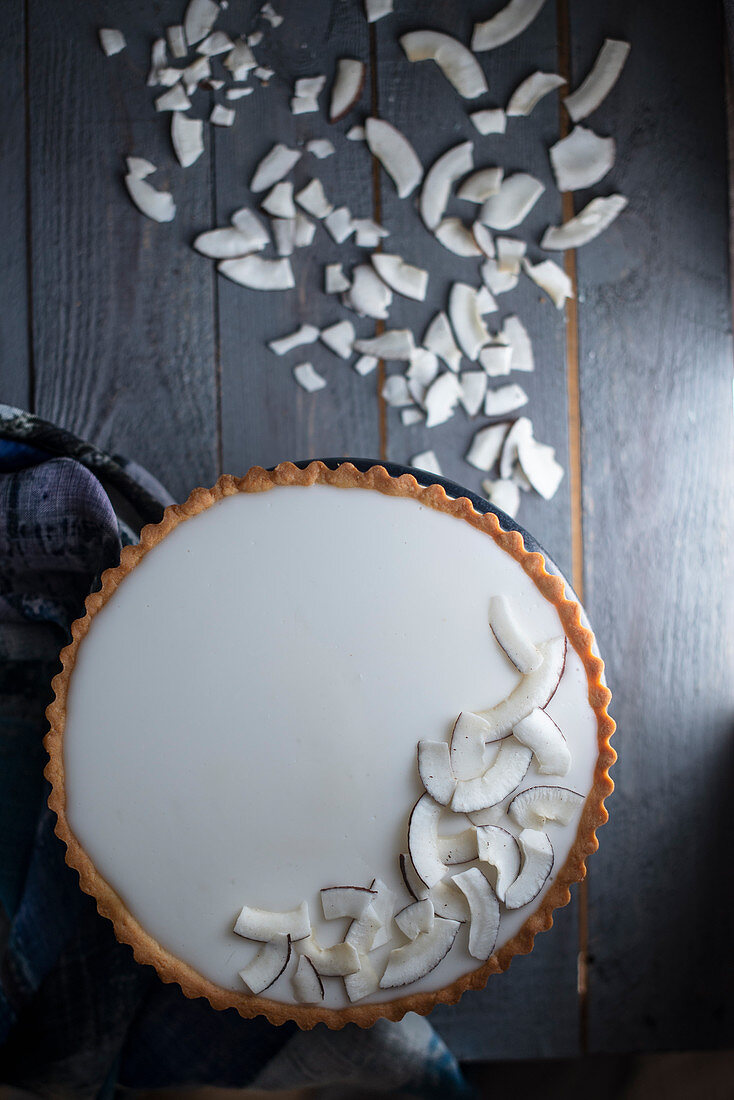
472;222;496;259
411;450;442;477
353;218;389;248
155;85;191;112
472;0;547;52
466;422;509;471
401;407;424;425
238;933;290;994
306;138;335;159
424;372;462;428
325;263;350;294
381;375;413;408
294;213;316;248
194;227;262;258
197;30;233;55
230;207;270;250
320;321;355;360
457;168;503;204
476;285;497;316
485;383;528;419
218;255;294;289
355;329;415;360
224;39;256;81
292;954;324;1003
449;283;490;361
517;431;564;499
251;144;301;192
147;38;168;86
293;362;326;393
406;348;439;405
501;315;534;371
247;30;263;46
346;125;366;141
355;355;378;377
260;2;283;27
478;341;513;376
269;324;320;356
371;254;428;301
166;25;187;59
329;59;366;122
255;66;275;83
549;125;615;192
210;104;235;127
481;259;518;296
459;372;488;417
481;478;521;517
126;157;156;180
324;206;355;243
295;179;332;219
182;55;211;86
347;264;393;319
365;0;393;22
155;67;184;88
169;115;203;169
184;0;220;46
499;415;533;480
420;141;474;231
470;109;507;135
99;28;126;56
480;173;544;230
424;311;462;373
506;71;566;116
262;181;296;218
541;194;627;250
125;174;176;223
564;38;631;122
435;219;481;257
365;118;423;200
496;237;527;274
523;258;573;309
400;30;488;99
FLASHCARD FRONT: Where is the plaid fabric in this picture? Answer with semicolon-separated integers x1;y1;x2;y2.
0;439;469;1099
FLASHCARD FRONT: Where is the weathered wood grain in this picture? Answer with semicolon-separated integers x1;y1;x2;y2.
0;1;30;411
27;0;218;500
372;1;581;1060
569;0;734;1052
215;0;379;474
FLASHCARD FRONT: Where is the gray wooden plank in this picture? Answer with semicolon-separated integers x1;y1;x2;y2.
569;0;734;1052
373;2;581;1060
27;0;218;501
0;1;30;410
215;0;379;474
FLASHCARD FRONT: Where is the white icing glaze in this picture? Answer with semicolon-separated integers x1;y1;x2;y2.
62;484;600;1006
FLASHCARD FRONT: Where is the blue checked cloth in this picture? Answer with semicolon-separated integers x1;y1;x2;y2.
0;417;469;1099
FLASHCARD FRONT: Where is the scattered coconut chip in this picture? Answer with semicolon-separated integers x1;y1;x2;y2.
291;74;326;114
380;917;460;988
155;85;191;112
459;371;488;417
99;28;126;56
523;258;573;309
255;66;275;82
424;311;462;373
272;214;295;252
293;362;326;393
457;168;503;204
321;886;376;921
517;431;564;499
564;38;631;122
481;259;518;296
184;0;220;45
504;828;554;909
210;104;235;126
147;38;168;86
496;237;527;274
234;900;310;941
502;316;534;372
320;320;355;360
438;828;479;864
480;173;544;230
268;324;320;356
424;372;462;427
479;635;567;736
247;30;263;46
292;954;324;1003
499;414;532;478
475;825;521;902
365;0;393;22
324;206;355;243
325;263;350;294
509;785;584;830
452;867;500;960
381;375;413;407
294;214;315;248
344;903;383;955
368;878;397;949
354;329;415;360
449;283;490;361
402;408;423;425
400;855;468;921
465;421;509;472
262;181;296;218
417;740;456;804
125;174;176;223
472;222;496;259
482;478;521;517
306;138;335;159
239;933;290;994
346;124;366;141
182;55;211;86
408;793;449;888
365;118;423;199
406;348;439;406
171;114;204;168
472;0;547;52
484;382;528;417
156;67;184;88
348;264;393;319
420;141;474;231
353;217;389;247
225;39;256;81
371;254;428;301
344;956;381;1002
395;899;434;940
166;25;187;58
470;109;507;135
507;71;566;116
478;341;514;375
126;157;156;180
230;207;270;250
541;194;628;250
435;218;482;257
298;934;361;976
489;595;542;674
260;2;283;27
451;736;533;814
251;144;302;192
450;712;492;781
194;227;261;258
329;59;366;122
197;30;233;55
549;125;615;192
218;255;295;290
476;285;497;316
513;709;571;774
400;31;488;99
295;178;333;219
400;851;427;901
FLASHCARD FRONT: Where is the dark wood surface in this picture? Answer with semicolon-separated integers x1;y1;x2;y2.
2;0;733;1062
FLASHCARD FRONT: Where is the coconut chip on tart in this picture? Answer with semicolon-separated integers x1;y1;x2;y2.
45;462;614;1029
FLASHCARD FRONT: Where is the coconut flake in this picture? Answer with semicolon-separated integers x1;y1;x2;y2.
355;329;415;360
401;407;424;425
408;794;449;888
293;362;326;393
126;157;157;180
156;67;184;88
457;168;503;204
225;39;256;81
484;383;528;417
125;175;176;223
147;38;168;86
260;2;283;27
507;71;565;116
269;218;295;256
255;66;275;83
503;829;554;909
459;371;488;417
210;104;235;126
230;208;270;250
395;899;434;940
423;311;462;373
470;109;507;135
465;421;509;471
381;375;413;407
476;285;497;316
155;85;191;112
523;258;573;309
239;933;290;994
99;28;126;56
321;886;376;921
481;259;518;296
353;354;378;376
424;372;462;427
371;253;428;301
293;213;315;248
496;237;527;274
512;709;571;774
452;867;500;960
368;877;396;949
509;785;584;829
251;144;301;192
420;141;474;231
435;219;482;257
499;415;532;479
517;431;564;499
564;38;631;122
410;450;443;478
541;194;627;250
247;30;263;46
480;636;567;740
306;138;335;159
319;320;355;360
324;206;355;243
365;118;423;199
501;315;534;372
325;263;350;294
480;173;544;230
380;917;459;988
488;595;542;674
292;954;324;1003
472;0;547;52
194;227;261;258
348;265;393;319
295;179;333;219
197;30;233;55
353;218;389;247
400;30;488;99
167;25;187;58
478;341;513;375
451;736;533;814
448;283;490;361
234;900;310;940
171;114;204;168
298;934;361;976
344;956;381;1002
365;0;393;22
218;255;294;289
346;124;366;141
406;348;439;406
329;58;366;122
291;74;326;114
438;828;479;865
450;712;493;780
184;0;220;45
417;740;455;804
182;55;211;87
268;324;320;356
475;825;521;902
262;181;296;218
482;478;521;517
549;125;615;192
472;222;496;259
